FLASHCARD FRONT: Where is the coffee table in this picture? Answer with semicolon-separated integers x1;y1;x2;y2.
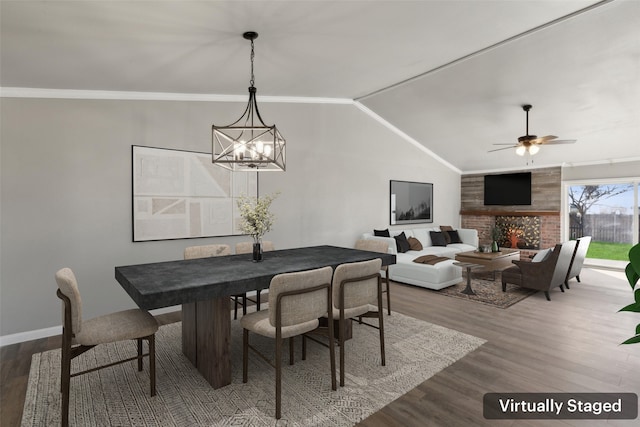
454;248;520;279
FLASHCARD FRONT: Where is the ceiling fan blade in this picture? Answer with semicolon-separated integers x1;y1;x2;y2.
545;139;577;145
492;143;519;146
488;146;517;153
530;135;558;144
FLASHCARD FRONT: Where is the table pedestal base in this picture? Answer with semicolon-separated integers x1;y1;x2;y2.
182;297;231;389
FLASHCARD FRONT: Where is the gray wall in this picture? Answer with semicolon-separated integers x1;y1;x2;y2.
0;97;461;338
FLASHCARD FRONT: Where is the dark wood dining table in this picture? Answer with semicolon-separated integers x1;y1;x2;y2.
115;245;396;389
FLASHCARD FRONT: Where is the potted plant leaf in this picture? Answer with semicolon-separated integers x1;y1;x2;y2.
619;243;640;344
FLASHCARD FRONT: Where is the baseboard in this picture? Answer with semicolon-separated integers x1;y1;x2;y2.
0;305;182;347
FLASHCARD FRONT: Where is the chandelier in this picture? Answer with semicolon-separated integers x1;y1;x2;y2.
212;32;286;171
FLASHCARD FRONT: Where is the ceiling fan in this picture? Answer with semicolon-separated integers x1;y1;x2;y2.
489;104;576;156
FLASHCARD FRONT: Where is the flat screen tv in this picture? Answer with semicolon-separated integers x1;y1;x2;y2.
484;172;532;206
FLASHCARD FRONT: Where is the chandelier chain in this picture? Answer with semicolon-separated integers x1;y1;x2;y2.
250;39;255;87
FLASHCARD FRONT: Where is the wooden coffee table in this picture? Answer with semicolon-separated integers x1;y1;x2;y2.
455;248;520;279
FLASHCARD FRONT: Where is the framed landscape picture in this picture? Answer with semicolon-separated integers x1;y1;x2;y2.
132;145;257;241
390;180;433;225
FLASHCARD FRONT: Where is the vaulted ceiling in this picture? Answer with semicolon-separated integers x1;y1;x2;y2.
2;0;638;173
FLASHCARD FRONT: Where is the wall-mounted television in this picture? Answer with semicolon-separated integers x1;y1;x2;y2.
484;172;532;206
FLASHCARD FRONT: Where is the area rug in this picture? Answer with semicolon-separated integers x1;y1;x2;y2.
431;272;537;308
22;312;485;426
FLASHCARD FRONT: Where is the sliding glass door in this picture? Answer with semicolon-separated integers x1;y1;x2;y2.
566;181;638;261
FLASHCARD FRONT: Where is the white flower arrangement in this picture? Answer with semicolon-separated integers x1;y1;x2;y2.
236;192;279;241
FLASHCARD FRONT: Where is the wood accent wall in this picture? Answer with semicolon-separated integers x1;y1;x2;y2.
460;167;561;213
460;167;562;248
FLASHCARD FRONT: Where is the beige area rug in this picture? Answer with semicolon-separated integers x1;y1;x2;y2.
22;312;485;426
430;271;537;308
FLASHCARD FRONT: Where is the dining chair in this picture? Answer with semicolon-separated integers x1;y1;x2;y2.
184;244;249;319
331;258;385;387
241;266;336;419
55;268;158;427
235;241;275;313
355;239;391;314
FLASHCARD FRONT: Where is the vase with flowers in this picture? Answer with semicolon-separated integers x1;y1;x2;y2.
237;192;279;262
490;225;502;252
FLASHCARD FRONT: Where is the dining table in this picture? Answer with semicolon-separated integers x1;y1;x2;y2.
115;245;396;389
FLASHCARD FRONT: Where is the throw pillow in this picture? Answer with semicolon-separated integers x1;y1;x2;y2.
394;232;411;253
407;236;423;251
429;231;447;247
532;248;552;263
440;225;453;231
446;230;463;244
374;228;390;237
440;225;454;244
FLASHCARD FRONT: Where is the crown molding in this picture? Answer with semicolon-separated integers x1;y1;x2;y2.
0;87;353;105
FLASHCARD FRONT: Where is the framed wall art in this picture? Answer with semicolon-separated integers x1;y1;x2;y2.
390;180;433;225
132;145;257;241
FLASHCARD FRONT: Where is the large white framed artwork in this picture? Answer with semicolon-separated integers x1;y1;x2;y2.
132;146;257;241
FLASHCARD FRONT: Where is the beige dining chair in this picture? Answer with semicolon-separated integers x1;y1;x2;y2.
355;239;391;314
184;244;248;319
331;258;385;387
235;241;275;313
241;266;336;419
55;268;158;427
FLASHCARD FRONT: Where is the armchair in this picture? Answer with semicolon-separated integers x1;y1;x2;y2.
565;236;592;288
501;240;577;301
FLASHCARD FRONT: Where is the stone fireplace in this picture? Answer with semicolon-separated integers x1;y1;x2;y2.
460;166;562;255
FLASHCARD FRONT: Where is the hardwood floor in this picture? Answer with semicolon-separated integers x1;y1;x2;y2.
2;269;638;426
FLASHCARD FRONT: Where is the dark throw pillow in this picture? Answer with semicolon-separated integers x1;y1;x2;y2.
446;230;463;244
394;232;411;253
407;236;423;251
374;228;390;237
429;231;447;247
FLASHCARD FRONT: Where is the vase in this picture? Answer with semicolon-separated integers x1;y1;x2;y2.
509;234;519;249
491;241;499;252
252;241;263;262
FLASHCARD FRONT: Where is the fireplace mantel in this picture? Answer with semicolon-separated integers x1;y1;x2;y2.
460;210;560;216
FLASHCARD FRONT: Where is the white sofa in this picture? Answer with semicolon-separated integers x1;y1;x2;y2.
362;227;478;290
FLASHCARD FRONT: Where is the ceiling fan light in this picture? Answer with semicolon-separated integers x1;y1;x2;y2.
528;145;540;155
516;146;526;156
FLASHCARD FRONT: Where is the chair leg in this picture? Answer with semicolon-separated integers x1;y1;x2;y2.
576;275;581;283
560;285;565;292
544;291;551;301
565;280;570;290
502;282;507;292
289;337;294;365
339;315;346;387
242;294;247;316
378;306;386;367
385;273;391;315
328;316;337;391
137;338;143;371
302;335;307;361
275;337;282;419
60;333;72;427
256;290;261;311
242;329;249;383
234;296;239;320
149;335;156;396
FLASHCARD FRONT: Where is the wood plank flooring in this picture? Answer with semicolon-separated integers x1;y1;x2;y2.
2;268;638;426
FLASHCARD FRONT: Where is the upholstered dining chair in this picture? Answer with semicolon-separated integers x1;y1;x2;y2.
355;239;391;314
501;240;577;301
184;244;249;319
565;236;592;288
55;268;158;427
235;241;275;313
241;266;336;419
330;258;385;387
